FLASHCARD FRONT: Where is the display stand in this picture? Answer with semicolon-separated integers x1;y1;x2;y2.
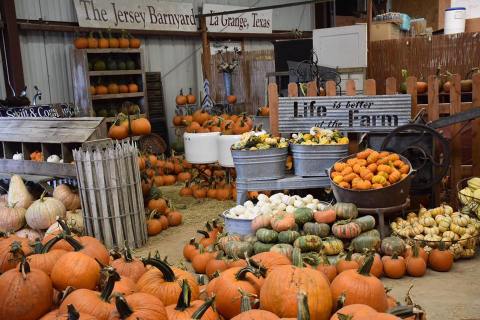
358;198;410;238
235;78;412;204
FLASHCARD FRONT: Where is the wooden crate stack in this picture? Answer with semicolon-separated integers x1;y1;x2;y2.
73;140;147;249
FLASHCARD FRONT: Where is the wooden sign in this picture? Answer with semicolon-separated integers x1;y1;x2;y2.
203;4;272;34
74;0;197;32
0;104;77;118
277;95;411;134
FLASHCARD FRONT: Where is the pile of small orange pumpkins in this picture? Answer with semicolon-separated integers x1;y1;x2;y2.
179;223;423;320
108;112;151;140
74;31;141;49
173;109;254;135
90;81;139;96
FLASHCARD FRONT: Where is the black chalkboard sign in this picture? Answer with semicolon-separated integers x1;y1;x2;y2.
0;104;77;118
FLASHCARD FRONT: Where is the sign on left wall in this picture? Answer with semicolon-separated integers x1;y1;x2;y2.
73;0;197;32
0;104;77;118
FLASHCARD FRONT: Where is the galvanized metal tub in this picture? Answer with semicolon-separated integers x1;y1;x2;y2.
328;153;414;208
222;210;254;236
232;147;288;181
291;143;349;177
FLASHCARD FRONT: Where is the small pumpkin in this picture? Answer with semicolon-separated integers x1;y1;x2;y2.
354;215;376;232
334;202;358;219
313;208;336;224
382;253;406;279
269;243;294;259
53;184;81;211
322;237;344;255
250;251;291;273
406;244;427;277
0;204;26;232
381;236;406;256
251;214;272;231
351;232;381;253
294;207;314;226
278;230;300;244
332;220;361;239
303;222;330;237
110;245;147;282
253;241;274;254
256;228;278;243
336;250;359;273
131;117;151;136
428;241;454;272
293;235;322;252
7;175;34;209
224;241;253;259
270;211;296;232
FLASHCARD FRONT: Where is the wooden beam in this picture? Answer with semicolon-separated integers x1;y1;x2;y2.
0;0;25;97
200;16;211;82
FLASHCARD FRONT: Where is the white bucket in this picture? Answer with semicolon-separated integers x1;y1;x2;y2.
184;132;220;164
217;134;241;167
445;7;466;34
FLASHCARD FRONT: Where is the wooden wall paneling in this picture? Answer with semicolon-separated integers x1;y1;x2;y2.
268;83;279;137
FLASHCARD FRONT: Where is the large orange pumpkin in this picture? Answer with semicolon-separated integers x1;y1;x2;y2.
131;117;151;136
137;258;199;306
0;258;53;320
259;248;332;320
330;255;388;312
110;245;146;282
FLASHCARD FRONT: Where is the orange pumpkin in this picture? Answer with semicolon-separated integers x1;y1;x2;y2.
131;117;151;136
74;36;88;49
176;90;187;105
87;32;98;48
129;37;141;48
119;35;130;48
98;32;109;48
118;84;129;93
227;95;237;104
96;84;108;95
107;83;119;94
128;83;139;93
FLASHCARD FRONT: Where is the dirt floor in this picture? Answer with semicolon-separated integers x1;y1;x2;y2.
136;185;480;320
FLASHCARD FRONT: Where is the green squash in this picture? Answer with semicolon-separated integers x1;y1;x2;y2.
360;229;381;238
243;234;257;244
253;241;274;254
294;208;314;226
293;235;322;253
224;240;253;259
88;61;93;71
322;237;344;255
354;215;376;232
93;59;106;71
126;59;136;70
278;230;300;244
255;228;278;244
351;233;381;253
117;60;127;70
106;58;117;70
381;236;406;256
270;243;293;259
334;202;358;219
303;222;330;237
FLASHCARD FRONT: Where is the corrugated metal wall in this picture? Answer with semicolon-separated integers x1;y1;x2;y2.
14;0;313;140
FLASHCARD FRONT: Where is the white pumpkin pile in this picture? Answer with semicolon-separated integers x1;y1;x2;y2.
225;193;329;220
0;175;83;239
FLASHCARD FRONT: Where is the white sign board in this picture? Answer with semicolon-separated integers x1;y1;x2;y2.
202;4;272;34
313;24;367;68
73;0;197;31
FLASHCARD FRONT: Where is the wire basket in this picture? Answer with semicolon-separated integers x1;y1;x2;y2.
457;177;480;218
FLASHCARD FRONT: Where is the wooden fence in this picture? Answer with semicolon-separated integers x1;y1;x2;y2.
268;73;480;206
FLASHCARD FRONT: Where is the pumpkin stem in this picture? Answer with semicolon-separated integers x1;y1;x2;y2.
115;295;134;318
337;314;353;320
192;296;215;319
39;190;47;201
175;279;192;311
357;254;374;276
438;240;446;251
141;257;176;282
238;288;255;313
57;218;73;236
10;241;25;265
297;291;310;320
42;235;63;253
123;242;134;262
109;248;122;260
67;304;80;320
392;252;399;259
31;239;44;254
63;235;84;252
18;256;30;279
335;292;346;311
57;287;75;306
197;230;210;239
205;221;213;232
245;256;267;277
345;248;353;261
100;268;121;301
235;266;260;281
412;243;420;258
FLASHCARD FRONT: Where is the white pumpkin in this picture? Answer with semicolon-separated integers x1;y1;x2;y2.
12;153;24;160
15;228;44;241
0;205;26;232
26;194;66;229
53;184;81;210
7;175;34;209
66;209;84;234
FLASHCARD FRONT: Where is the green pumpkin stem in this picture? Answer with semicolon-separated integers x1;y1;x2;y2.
31;240;44;254
191;296;216;319
141;258;176;282
235;266;259;281
392;252;399;259
175;279;192;311
123;243;134;262
345;248;353;261
412;244;420;258
337;314;353;320
197;230;210;239
238;288;255;313
297;292;310;320
438;241;446;251
205;221;213;232
358;254;374;276
335;292;346;311
64;236;85;252
100;269;120;301
115;295;134;318
56;218;72;236
41;235;64;253
67;304;80;320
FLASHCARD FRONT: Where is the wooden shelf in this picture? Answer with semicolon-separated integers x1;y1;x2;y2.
89;70;143;76
83;48;141;54
105;114;147;123
92;92;144;100
0;159;76;178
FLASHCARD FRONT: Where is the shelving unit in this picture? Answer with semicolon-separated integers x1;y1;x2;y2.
72;48;148;118
0;117;107;178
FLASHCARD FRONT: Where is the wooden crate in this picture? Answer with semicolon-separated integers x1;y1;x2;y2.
73;140;147;249
0;117;106;178
371;22;404;41
72;48;148;121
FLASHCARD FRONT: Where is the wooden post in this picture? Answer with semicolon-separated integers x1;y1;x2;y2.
288;83;298;97
385;77;397;95
364;79;376;95
406;76;418;116
0;0;25;96
472;73;480;177
268;83;279;137
306;81;317;97
325;80;336;96
427;75;440;206
199;16;211;81
450;74;462;207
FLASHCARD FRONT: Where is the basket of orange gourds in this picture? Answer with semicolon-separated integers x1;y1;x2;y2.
328;148;414;208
